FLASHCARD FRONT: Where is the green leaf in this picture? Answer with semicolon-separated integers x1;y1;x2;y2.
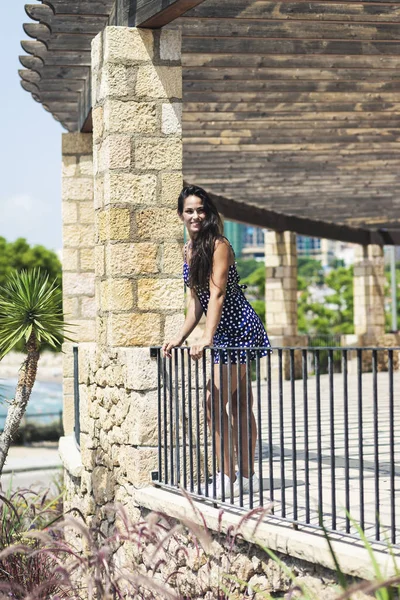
0;268;73;359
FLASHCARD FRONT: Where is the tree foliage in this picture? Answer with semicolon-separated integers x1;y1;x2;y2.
237;256;355;334
0;237;62;289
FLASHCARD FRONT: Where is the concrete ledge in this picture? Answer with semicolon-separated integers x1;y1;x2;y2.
134;486;399;582
59;435;82;478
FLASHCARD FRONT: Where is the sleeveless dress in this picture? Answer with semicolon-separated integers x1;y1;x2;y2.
183;240;271;364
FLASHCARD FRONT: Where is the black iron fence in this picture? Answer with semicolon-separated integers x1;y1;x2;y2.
73;345;80;448
151;345;400;546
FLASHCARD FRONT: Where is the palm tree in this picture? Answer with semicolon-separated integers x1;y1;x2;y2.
0;268;70;475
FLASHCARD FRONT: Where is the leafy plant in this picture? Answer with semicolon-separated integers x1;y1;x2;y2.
0;485;64;599
0;268;71;474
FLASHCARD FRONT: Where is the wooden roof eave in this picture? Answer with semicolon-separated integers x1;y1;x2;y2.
207;190;400;247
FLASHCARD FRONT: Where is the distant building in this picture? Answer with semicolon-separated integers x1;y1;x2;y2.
224;221;354;266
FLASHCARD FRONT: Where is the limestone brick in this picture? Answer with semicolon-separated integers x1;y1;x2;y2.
103;27;154;64
125;347;159;391
70;319;96;343
135;66;182;99
107;242;159;276
63;393;74;436
62;346;74;379
62;156;77;177
62;133;93;155
92;465;115;505
92;106;104;143
104;172;157;206
104;100;158;135
160;172;183;206
62;202;78;224
63;273;95;296
138;278;184;311
108;313;162;346
94;177;104;210
162;103;182;135
81;296;97;319
125;391;159;445
162;242;183;274
62;178;94;201
100;279;133;311
62;296;79;318
95;245;105;276
80;248;94;272
123;446;158;486
101;135;131;170
134;138;182;170
136;208;182;241
79;155;93;176
63;223;94;248
164;313;185;340
79;202;95;225
91;30;103;72
98;208;131;242
62;248;79;272
99;62;129;100
160;30;182;61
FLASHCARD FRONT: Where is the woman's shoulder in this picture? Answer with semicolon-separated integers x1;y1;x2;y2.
213;236;235;262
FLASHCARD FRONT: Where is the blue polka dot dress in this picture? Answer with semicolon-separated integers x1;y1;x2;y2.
183;240;271;364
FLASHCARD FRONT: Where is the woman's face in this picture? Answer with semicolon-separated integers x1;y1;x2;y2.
180;195;206;238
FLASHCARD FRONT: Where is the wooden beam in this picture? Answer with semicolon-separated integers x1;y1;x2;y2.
204;189;400;245
180;18;400;41
185;0;400;20
183;37;400;56
183;53;400;70
133;0;206;28
42;1;113;15
183;67;400;82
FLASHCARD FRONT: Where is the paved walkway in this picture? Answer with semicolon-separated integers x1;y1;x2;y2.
1;443;62;492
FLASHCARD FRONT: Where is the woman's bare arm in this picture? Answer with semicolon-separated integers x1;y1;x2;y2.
163;288;203;357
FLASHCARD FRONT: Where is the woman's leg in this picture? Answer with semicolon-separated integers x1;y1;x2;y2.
233;363;257;479
206;364;236;481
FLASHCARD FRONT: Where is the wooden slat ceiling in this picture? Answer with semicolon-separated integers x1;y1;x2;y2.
178;0;400;234
19;0;400;238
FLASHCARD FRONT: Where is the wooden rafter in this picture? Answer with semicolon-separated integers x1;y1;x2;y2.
18;0;400;237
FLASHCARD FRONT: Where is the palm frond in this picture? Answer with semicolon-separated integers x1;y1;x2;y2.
0;268;73;359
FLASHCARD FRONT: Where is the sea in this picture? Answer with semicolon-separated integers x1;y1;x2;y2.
0;379;63;429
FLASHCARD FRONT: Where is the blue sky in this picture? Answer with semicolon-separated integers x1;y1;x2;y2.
1;2;63;252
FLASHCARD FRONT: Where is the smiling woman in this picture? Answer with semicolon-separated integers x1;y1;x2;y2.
162;185;271;500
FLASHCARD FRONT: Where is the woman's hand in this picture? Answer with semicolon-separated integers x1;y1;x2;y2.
162;337;183;358
190;337;212;361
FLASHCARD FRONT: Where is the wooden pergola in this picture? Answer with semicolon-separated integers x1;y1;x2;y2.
19;0;400;245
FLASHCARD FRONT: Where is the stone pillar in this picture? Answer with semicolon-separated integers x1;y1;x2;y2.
86;26;184;509
353;244;385;341
61;133;95;435
265;231;298;337
265;231;306;379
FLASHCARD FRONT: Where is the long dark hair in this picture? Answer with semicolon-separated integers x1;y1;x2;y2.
178;185;223;289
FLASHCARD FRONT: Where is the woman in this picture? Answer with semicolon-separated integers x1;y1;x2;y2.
162;185;271;500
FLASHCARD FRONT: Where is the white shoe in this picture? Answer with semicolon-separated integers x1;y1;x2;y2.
233;473;260;497
201;472;232;500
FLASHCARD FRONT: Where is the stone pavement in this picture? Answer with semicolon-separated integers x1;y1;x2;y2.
1;443;62;492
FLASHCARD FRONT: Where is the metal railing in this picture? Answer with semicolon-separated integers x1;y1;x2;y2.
73;346;80;448
151;345;400;546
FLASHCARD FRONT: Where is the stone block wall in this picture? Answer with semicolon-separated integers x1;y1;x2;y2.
265;231;298;338
91;26;184;349
353;244;385;340
62;133;95;435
